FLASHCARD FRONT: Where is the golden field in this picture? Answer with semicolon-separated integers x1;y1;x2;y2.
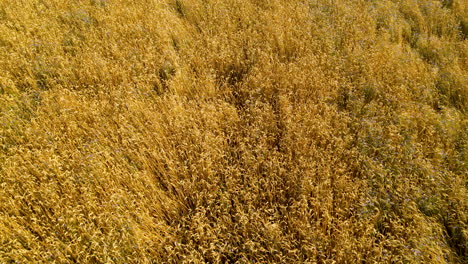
0;0;466;263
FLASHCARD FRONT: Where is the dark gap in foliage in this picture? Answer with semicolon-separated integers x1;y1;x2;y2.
155;61;176;95
174;0;186;18
170;35;180;52
218;63;251;88
441;212;468;260
217;63;253;113
440;0;454;9
337;87;350;111
460;20;468;40
269;85;286;153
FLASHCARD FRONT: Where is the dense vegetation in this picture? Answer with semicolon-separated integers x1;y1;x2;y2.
0;0;466;263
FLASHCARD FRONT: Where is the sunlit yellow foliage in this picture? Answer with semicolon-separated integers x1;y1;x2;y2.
0;0;466;263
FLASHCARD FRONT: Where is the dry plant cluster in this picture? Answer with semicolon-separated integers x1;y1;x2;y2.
0;0;467;263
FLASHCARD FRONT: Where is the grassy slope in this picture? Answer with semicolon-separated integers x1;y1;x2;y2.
0;0;466;263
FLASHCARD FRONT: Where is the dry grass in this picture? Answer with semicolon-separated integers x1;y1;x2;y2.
0;0;467;263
